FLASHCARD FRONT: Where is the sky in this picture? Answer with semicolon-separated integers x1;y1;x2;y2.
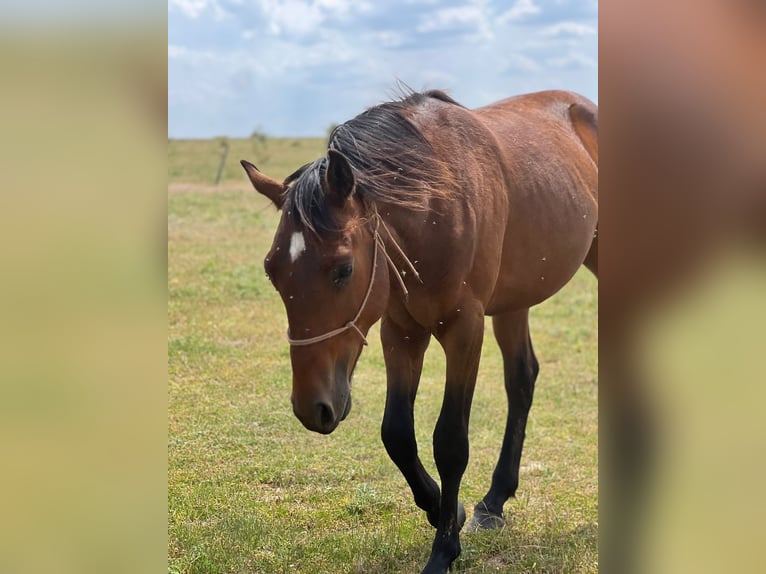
169;0;598;138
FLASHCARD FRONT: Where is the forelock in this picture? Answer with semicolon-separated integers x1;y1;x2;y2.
284;158;342;236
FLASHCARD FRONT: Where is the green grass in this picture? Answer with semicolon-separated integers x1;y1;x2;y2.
168;138;598;573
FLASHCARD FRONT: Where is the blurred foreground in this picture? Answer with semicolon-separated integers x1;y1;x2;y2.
601;1;766;572
0;21;167;574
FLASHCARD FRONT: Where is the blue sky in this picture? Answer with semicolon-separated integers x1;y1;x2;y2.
169;0;597;138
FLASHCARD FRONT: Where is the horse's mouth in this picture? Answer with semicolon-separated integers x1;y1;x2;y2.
338;346;362;423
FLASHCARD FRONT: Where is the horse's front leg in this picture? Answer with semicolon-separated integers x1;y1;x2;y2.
422;305;484;574
380;315;454;528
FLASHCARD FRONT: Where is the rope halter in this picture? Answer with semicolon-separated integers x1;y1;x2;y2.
286;209;421;347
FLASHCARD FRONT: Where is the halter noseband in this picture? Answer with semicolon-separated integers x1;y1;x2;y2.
286;210;420;347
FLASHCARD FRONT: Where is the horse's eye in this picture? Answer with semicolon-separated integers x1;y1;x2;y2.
333;263;353;286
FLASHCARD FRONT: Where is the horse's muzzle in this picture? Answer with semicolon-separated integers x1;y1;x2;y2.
293;398;337;434
292;389;351;435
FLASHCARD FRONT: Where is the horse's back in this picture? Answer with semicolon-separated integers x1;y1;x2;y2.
475;90;597;167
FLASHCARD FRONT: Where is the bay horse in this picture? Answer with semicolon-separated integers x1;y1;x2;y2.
241;89;598;574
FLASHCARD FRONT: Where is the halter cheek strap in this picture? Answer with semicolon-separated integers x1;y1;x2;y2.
285;211;421;347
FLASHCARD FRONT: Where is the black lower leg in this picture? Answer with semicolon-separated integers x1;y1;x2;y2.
479;336;538;519
381;393;441;525
381;318;444;526
422;307;483;574
423;401;470;573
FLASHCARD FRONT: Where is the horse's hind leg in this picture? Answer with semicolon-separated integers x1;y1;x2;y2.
468;309;539;530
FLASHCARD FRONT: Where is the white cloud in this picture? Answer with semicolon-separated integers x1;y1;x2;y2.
259;0;322;35
546;51;597;69
316;0;370;14
420;69;457;86
168;44;219;63
169;0;207;19
417;6;479;32
498;0;540;24
169;0;229;20
168;44;185;59
417;2;492;40
258;0;371;36
503;53;541;73
542;21;597;37
169;31;354;85
368;30;405;49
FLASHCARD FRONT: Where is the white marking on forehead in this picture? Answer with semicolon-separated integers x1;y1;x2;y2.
289;231;306;263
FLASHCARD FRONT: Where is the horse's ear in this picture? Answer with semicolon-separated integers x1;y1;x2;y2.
240;160;286;209
325;149;355;204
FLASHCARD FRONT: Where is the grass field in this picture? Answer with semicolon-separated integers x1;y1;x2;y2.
168;138;598;573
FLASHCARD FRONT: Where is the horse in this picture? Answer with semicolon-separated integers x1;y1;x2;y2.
241;89;598;574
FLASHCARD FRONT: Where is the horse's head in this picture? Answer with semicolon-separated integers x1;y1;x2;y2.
241;151;390;434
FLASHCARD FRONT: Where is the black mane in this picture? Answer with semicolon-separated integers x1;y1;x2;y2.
284;89;461;235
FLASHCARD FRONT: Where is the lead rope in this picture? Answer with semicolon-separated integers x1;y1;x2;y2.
376;214;423;293
286;209;420;347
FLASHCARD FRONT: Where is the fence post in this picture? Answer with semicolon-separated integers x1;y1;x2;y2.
214;139;229;185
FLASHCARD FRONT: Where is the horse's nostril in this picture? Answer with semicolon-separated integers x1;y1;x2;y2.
317;402;334;428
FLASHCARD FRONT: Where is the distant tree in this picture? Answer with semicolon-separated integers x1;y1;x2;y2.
250;126;268;143
250;126;270;165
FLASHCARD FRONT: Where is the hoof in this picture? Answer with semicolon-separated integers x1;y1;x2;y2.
466;502;505;531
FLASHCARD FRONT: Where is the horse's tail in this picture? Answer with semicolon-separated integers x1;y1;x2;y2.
568;101;599;167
